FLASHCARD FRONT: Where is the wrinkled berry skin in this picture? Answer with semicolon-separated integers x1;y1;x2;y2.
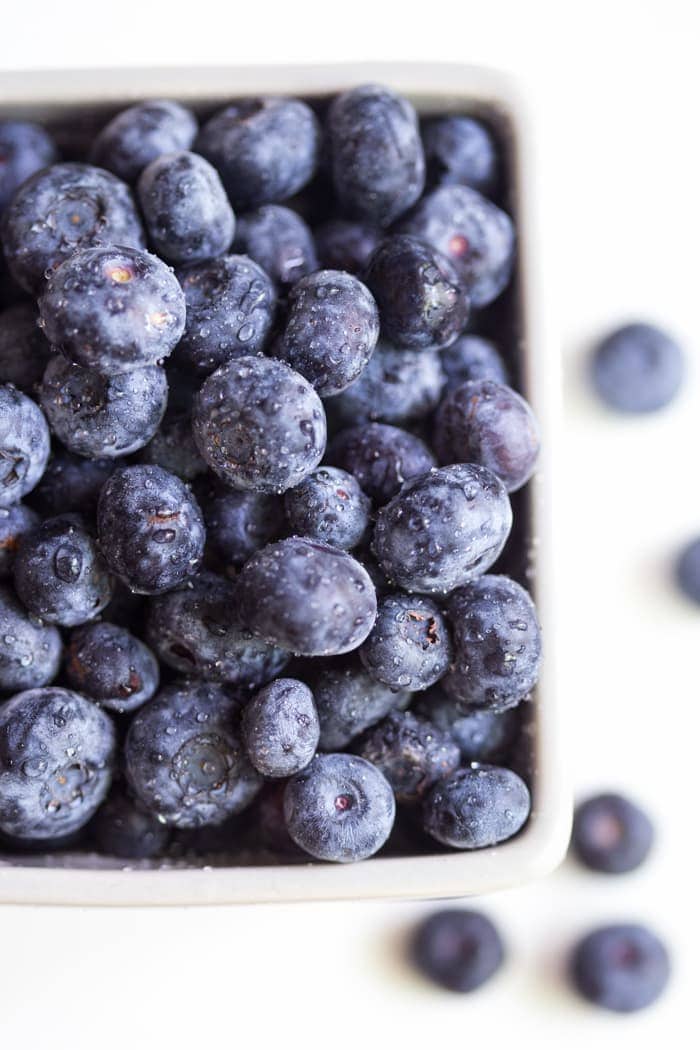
356;711;460;804
359;593;452;691
434;380;540;492
238;536;377;657
328;423;435;505
591;322;684;413
90;786;171;859
1;163;145;295
0;303;52;394
125;679;262;828
422;116;499;195
14;513;114;627
196;97;321;210
38;245;186;374
570;924;671;1013
0;502;39;578
0;686;115;840
234;205;318;291
0;584;62;692
199;482;285;570
65;621;159;714
145;571;289;687
0;384;50;508
411;909;504;993
312;657;408;750
373;465;512;595
242;678;319;777
417;687;520;763
193;356;327;494
0;120;58;212
327;85;425;227
276;270;379;396
138;151;235;265
97;465;205;594
365;236;469;350
440;334;508;387
283;752;395;862
676;536;700;604
314;219;380;275
571;793;654;875
176;255;276;374
400;185;515;308
443;575;541;712
331;343;444;426
423;763;530;848
40;356;167;460
90;100;197;183
284;466;371;551
140;412;207;482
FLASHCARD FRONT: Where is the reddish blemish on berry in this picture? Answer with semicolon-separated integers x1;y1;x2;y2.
334;793;354;812
449;234;469;258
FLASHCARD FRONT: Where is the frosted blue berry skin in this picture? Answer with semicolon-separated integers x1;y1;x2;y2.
0;503;39;579
355;710;460;804
440;334;508;387
65;621;159;714
359;593;453;692
90;99;198;184
198;481;285;571
0;583;62;693
90;787;171;859
284;467;371;551
422;763;530;849
330;342;444;427
314;219;380;276
0;120;58;213
0;302;52;394
422;115;499;194
570;924;671;1013
416;687;520;764
311;657;408;750
0;384;51;508
233;204;318;291
242;678;320;778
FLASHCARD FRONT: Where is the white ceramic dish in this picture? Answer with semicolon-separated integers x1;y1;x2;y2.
0;62;569;905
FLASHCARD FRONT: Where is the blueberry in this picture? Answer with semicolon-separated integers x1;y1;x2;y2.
359;592;452;691
442;575;541;712
327;423;435;505
125;679;262;827
90;99;197;184
422;763;530;848
434;379;540;492
311;657;408;749
400;185;515;308
440;334;508;387
38;244;186;374
65;621;159;714
198;481;285;570
176;255;276;374
327;85;425;227
238;536;377;657
356;710;460;804
570;924;671;1012
0;302;52;394
422;116;499;194
246;782;303;856
1;163;146;295
0;384;50;507
146;570;289;686
0;583;62;692
14;513;114;627
195;97;321;210
314;219;380;275
40;356;168;459
365;235;469;350
0;686;115;840
571;793;654;875
372;465;512;594
233;204;318;291
284;466;371;550
330;342;445;426
0;502;39;578
411;909;504;992
0;120;58;213
675;536;700;604
283;752;395;862
140;412;207;482
591;322;684;413
193;356;326;493
242;677;319;777
275;270;379;396
97;465;205;595
90;786;171;859
417;687;520;763
137;150;235;265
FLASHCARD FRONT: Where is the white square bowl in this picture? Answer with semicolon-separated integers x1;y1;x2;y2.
0;62;569;905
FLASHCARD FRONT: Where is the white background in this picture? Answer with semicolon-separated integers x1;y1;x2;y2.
1;2;698;1047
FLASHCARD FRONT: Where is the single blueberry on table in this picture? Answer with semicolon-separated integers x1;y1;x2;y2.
0;120;58;213
422;115;499;195
422;763;530;849
0;583;62;693
284;466;371;551
410;909;505;993
0;302;52;394
311;656;409;750
233;204;318;291
38;244;186;374
330;342;445;427
314;219;380;276
125;679;262;828
90;99;197;184
65;621;159;714
327;422;436;505
440;333;508;387
591;322;684;413
30;450;113;518
0;502;39;579
675;536;700;604
0;384;51;508
571;793;654;875
198;481;285;571
417;687;520;764
237;536;377;657
355;710;460;804
242;677;320;778
283;752;395;862
1;163;146;295
359;592;453;691
0;686;115;840
97;465;205;595
570;924;671;1012
90;786;171;860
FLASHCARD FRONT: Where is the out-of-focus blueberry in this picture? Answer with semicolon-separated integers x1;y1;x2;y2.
440;334;508;387
0;303;52;394
571;793;654;875
314;219;380;275
0;121;58;212
676;536;700;604
411;908;505;992
591;322;684;413
422;116;499;194
90;100;197;183
570;924;671;1012
234;204;317;291
330;342;445;426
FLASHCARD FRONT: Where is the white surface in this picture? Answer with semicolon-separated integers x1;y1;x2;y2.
0;1;697;1046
